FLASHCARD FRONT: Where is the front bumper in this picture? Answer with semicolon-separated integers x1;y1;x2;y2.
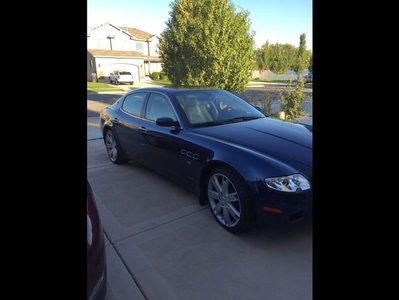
252;183;313;227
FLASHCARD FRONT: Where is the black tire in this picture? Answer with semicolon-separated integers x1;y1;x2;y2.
206;167;254;233
104;129;128;164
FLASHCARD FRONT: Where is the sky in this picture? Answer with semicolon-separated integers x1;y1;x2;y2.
87;0;312;51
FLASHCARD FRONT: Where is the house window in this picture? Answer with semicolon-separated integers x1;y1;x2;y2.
90;60;93;68
136;43;144;53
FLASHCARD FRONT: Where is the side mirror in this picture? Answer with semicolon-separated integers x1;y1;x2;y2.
156;117;180;128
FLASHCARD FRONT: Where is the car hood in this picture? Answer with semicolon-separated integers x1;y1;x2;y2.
194;117;312;167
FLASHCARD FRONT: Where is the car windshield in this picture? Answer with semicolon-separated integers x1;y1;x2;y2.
173;89;265;127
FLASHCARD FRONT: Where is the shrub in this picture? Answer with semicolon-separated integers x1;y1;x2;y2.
279;78;306;122
160;71;168;80
151;72;161;80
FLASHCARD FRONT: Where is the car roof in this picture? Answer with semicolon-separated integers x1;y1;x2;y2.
127;87;222;96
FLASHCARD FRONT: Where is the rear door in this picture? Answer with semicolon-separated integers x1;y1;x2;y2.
111;92;148;160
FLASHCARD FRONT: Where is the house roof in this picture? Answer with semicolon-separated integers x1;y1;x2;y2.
88;49;144;58
118;26;156;40
88;22;156;41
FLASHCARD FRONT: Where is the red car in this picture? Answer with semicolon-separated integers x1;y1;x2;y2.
87;180;107;300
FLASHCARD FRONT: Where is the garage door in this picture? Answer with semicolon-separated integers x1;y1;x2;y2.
104;63;140;81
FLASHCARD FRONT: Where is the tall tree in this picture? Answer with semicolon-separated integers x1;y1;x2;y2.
255;41;270;71
293;33;308;77
158;0;255;93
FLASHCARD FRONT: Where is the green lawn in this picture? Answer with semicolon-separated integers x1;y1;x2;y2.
87;82;126;93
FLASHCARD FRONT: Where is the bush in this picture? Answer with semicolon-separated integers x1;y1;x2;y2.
151;72;161;80
160;71;168;80
279;79;306;122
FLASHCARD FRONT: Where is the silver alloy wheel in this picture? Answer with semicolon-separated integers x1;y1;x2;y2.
105;130;118;162
207;172;241;228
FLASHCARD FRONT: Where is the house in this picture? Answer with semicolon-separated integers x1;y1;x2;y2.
87;22;163;82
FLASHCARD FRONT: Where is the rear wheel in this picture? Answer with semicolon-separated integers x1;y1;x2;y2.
206;167;254;233
104;129;127;164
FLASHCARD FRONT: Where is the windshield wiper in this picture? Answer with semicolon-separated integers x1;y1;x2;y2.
191;121;224;128
220;115;264;124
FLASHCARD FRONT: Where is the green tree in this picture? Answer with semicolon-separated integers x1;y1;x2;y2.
254;34;312;75
158;0;255;93
255;42;297;74
269;43;297;74
307;54;312;72
255;41;270;70
292;33;312;79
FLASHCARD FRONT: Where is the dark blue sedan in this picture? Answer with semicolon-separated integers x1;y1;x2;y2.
100;87;312;233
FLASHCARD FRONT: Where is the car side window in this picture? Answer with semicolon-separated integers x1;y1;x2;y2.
145;93;177;122
122;93;147;117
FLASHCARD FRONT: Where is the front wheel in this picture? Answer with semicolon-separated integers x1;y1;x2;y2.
206;167;254;233
104;129;127;164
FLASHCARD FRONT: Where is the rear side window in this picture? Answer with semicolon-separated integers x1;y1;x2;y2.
122;93;147;116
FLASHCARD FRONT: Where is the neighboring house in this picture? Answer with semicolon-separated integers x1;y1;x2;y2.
87;22;163;82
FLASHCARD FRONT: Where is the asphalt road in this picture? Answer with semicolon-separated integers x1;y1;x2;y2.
87;82;313;300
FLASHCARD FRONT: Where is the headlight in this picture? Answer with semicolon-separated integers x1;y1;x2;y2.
265;174;311;192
